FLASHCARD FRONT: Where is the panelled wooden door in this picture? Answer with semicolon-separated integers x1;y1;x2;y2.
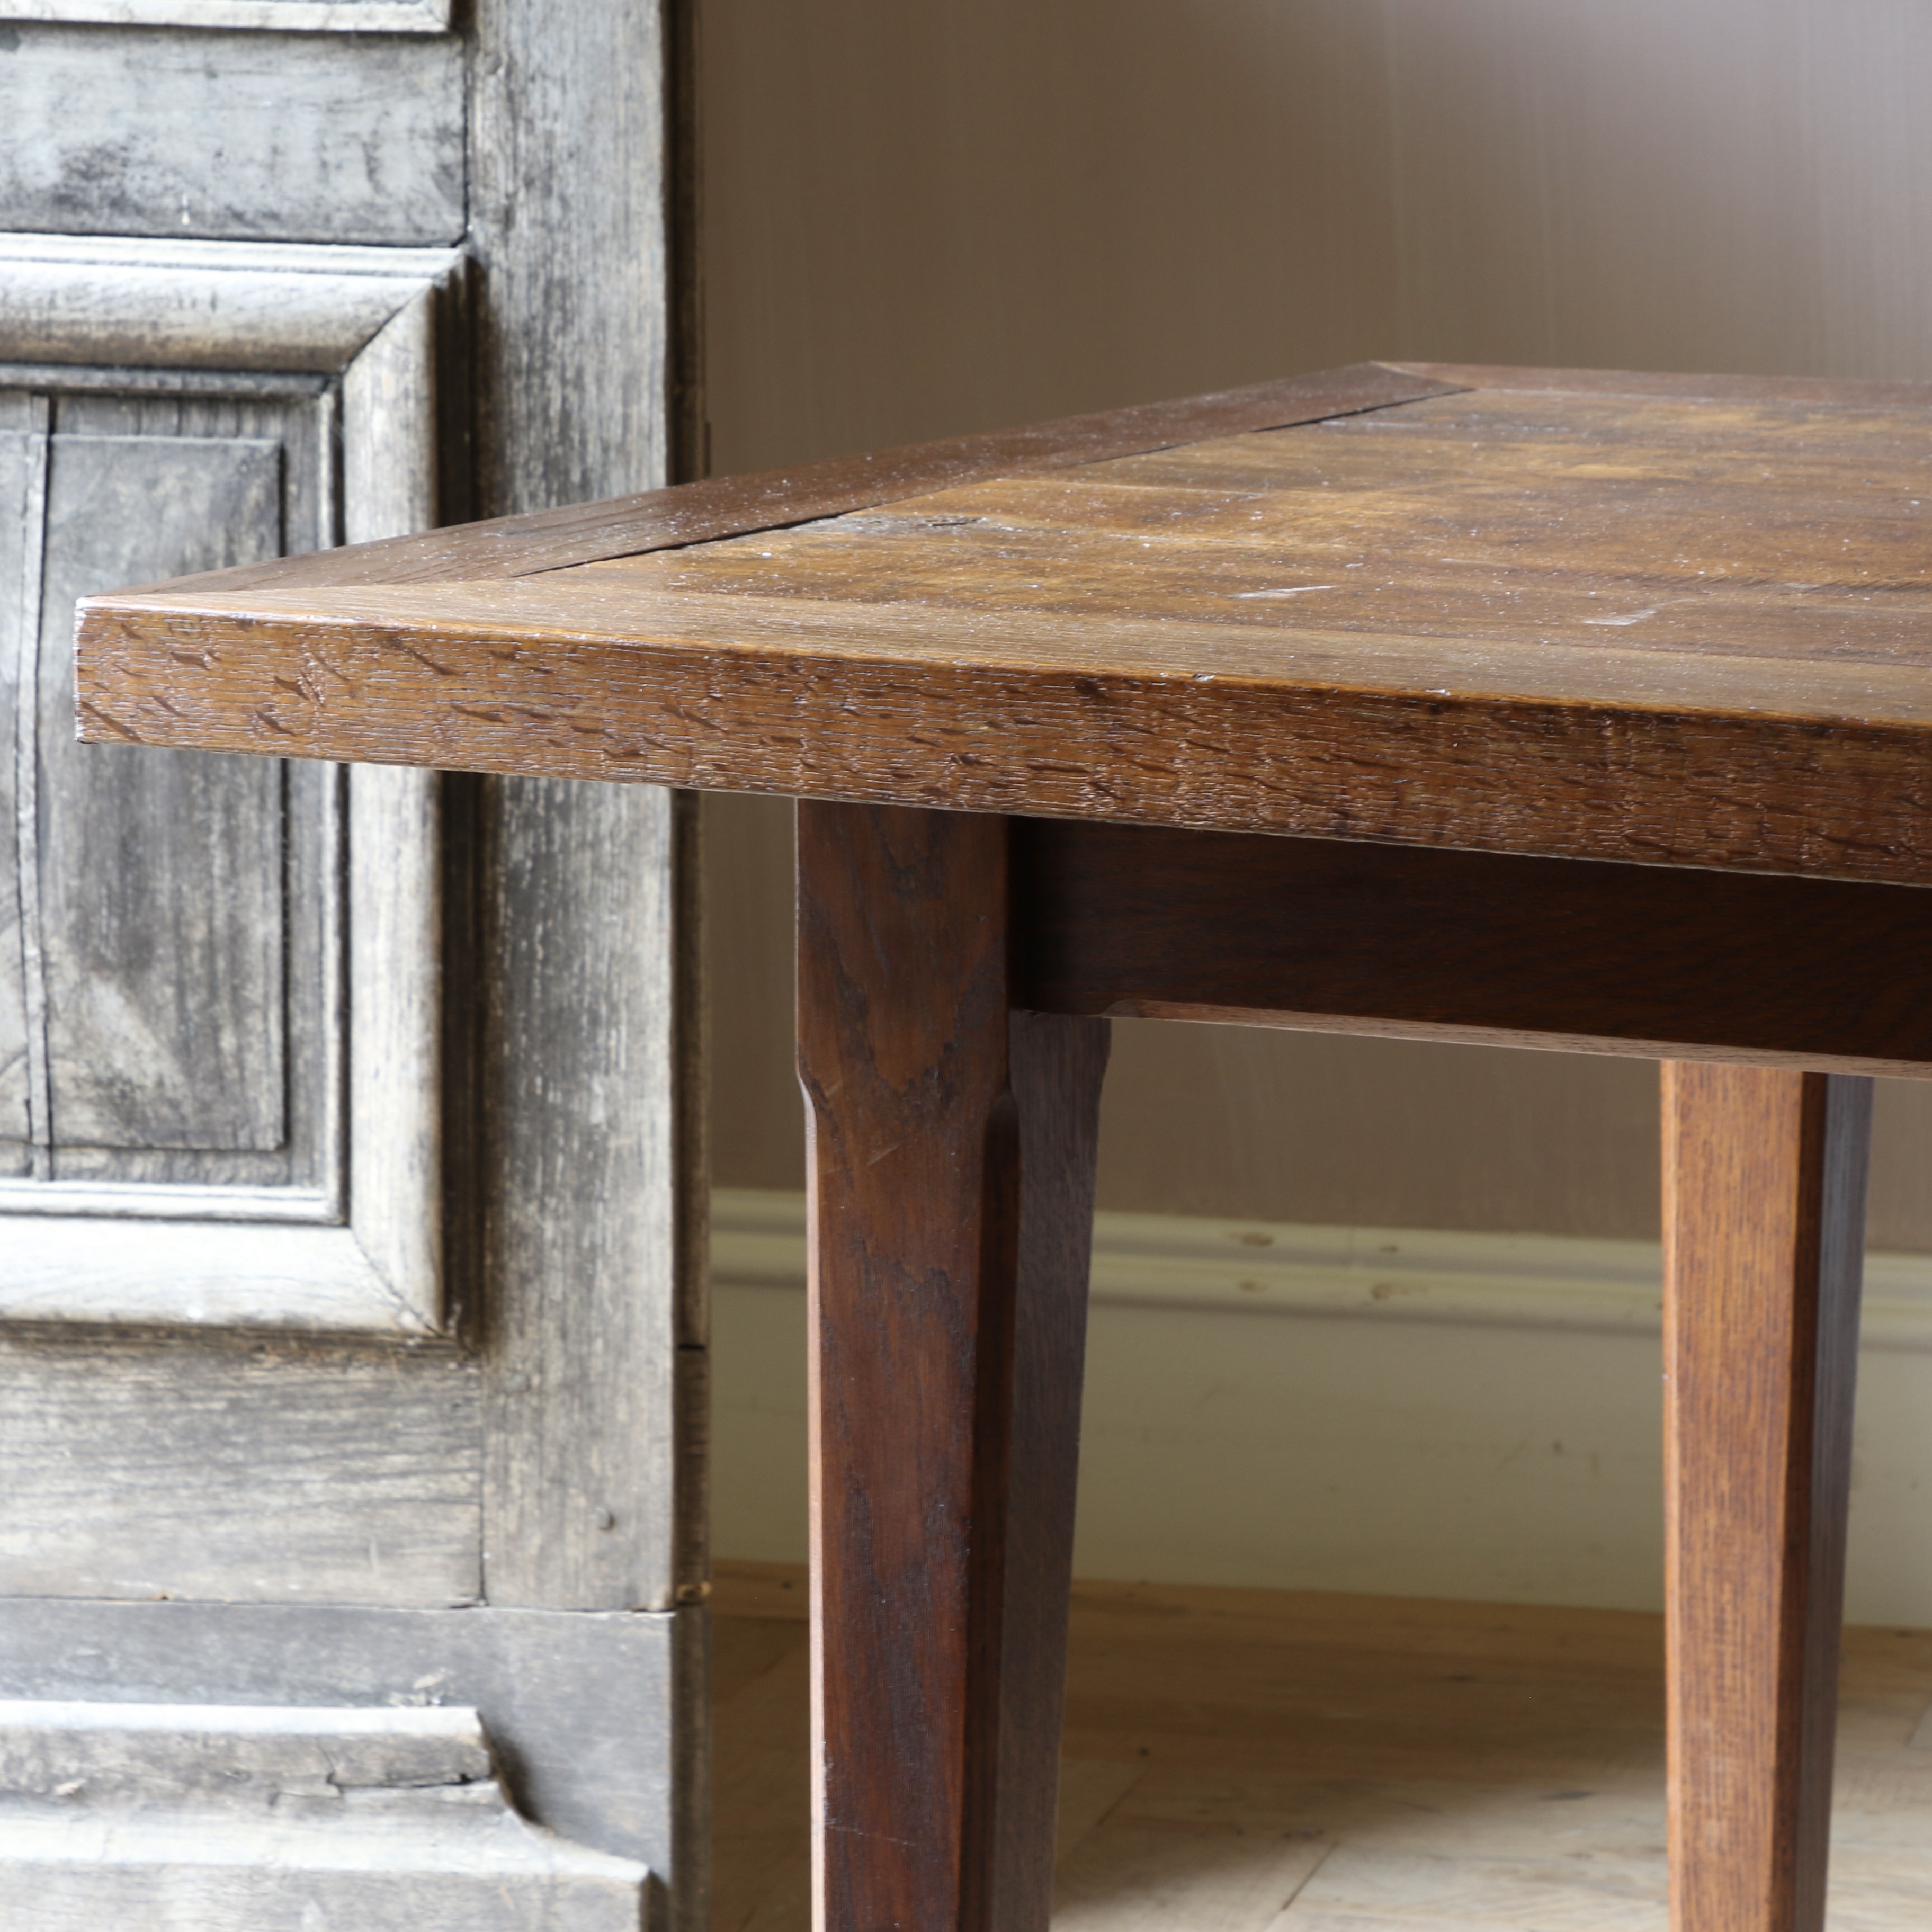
0;10;701;1928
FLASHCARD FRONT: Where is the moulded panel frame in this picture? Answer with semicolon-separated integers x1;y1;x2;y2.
0;2;453;30
0;235;464;1335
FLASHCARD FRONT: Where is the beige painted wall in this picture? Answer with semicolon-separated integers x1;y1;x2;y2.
700;0;1932;1243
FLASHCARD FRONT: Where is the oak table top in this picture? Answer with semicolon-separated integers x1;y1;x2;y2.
73;360;1932;887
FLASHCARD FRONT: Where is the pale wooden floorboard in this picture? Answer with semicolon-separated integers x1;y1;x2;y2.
711;1564;1932;1932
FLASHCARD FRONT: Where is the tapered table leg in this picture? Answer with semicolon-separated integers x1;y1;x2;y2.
797;802;1110;1932
1662;1064;1872;1932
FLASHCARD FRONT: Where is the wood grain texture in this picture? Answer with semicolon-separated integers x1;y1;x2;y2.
469;0;671;520
0;1701;649;1932
11;1;451;25
1;291;449;1324
0;419;41;1159
36;430;286;1152
0;1597;693;1880
478;777;693;1613
0;1217;431;1331
342;286;443;1322
0;235;463;375
797;802;1106;1932
459;0;705;1665
0;1332;481;1604
0;25;464;245
77;375;1932;886
1385;361;1932;407
4;384;339;1202
1661;1065;1872;1932
96;361;1453;595
991;1008;1110;1932
1014;820;1932;1076
2;10;700;1926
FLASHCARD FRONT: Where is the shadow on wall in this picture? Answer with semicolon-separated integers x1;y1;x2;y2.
702;0;1932;1244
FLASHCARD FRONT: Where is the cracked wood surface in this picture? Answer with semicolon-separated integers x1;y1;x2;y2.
0;1701;648;1930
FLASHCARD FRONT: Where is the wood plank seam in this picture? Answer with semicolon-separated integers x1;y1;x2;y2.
84;362;1464;596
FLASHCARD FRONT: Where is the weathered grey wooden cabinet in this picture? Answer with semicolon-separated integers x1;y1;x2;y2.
0;7;702;1927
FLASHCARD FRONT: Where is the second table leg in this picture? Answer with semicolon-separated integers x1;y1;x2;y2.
1662;1063;1871;1932
798;802;1110;1932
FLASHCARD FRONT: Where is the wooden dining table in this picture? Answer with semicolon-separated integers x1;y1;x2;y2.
75;360;1932;1932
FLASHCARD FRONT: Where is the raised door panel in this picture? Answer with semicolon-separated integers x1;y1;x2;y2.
36;430;286;1156
0;239;455;1332
3;379;338;1201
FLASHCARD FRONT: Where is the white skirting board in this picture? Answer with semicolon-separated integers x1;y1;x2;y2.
711;1188;1932;1625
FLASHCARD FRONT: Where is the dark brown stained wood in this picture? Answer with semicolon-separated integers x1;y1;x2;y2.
76;373;1932;887
797;803;1106;1932
86;361;1456;595
990;1009;1110;1932
1012;820;1932;1077
1661;1066;1870;1932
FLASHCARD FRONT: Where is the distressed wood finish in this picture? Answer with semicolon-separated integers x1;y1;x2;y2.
7;392;333;1194
82;364;1932;1932
77;373;1932;888
8;4;701;1926
0;25;464;245
101;361;1452;594
465;0;701;1621
798;802;1106;1932
12;1;452;26
0;1333;480;1604
478;779;697;1612
1014;820;1932;1077
0;1702;649;1932
0;1598;695;1874
37;427;287;1153
1;248;458;1321
1662;1066;1871;1932
0;235;464;373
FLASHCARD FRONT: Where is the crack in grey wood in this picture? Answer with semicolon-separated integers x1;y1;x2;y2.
12;400;51;1176
0;1698;651;1930
0;1599;697;1888
0;424;31;1162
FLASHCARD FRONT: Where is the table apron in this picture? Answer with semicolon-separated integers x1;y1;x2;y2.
1013;818;1932;1077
